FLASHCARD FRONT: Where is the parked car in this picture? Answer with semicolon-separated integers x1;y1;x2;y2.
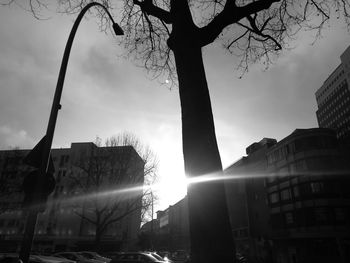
100;253;122;261
110;252;164;263
143;252;173;263
155;252;169;260
169;251;189;263
53;252;103;263
31;255;76;263
78;252;111;263
0;254;22;263
0;254;75;263
235;253;248;263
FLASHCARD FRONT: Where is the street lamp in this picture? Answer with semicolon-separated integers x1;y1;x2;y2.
19;3;123;262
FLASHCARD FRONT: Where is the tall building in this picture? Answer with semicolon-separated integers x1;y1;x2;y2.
265;128;350;263
315;45;350;140
0;142;145;252
224;128;350;263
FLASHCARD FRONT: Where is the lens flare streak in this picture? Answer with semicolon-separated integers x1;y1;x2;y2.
34;169;349;211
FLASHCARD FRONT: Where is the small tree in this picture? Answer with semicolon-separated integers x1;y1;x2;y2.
66;133;158;250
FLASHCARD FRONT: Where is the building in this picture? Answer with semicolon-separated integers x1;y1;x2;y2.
224;138;277;262
265;128;350;263
315;45;350;141
142;197;190;253
139;128;350;262
225;128;350;263
0;141;145;252
155;197;190;252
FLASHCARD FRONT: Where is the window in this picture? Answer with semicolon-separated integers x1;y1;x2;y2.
281;189;291;201
311;182;324;193
59;155;65;167
7;219;16;227
293;186;299;197
267;176;275;183
59;155;69;166
267;173;277;183
295;160;306;171
285;212;294;224
269;192;279;204
278;167;289;178
57;170;62;181
335;208;345;222
314;207;328;223
254;194;259;200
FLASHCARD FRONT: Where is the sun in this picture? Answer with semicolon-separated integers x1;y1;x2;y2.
155;163;188;210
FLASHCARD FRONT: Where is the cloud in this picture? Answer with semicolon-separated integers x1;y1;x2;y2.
0;125;35;149
80;45;125;88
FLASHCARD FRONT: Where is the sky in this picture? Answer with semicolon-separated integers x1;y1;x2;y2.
1;3;350;211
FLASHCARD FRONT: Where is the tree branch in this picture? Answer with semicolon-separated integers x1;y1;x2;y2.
310;0;330;19
241;0;281;16
75;211;96;225
198;0;281;47
104;201;142;226
246;15;282;50
133;0;172;24
227;29;249;49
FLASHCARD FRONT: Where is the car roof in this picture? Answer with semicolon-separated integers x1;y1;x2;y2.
54;253;78;257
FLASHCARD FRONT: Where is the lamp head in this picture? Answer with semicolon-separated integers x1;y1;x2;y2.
113;23;124;36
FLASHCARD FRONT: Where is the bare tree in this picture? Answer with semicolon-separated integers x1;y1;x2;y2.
65;133;158;250
3;0;350;262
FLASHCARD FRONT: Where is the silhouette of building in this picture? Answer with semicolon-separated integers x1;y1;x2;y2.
315;45;350;141
225;128;350;263
142;197;190;253
0;142;144;252
139;128;350;262
265;128;350;263
225;138;276;262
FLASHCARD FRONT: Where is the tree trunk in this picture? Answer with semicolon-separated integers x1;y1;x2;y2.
168;1;235;262
95;228;102;252
95;219;103;252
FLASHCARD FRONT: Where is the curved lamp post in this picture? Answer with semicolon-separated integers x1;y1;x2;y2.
19;3;123;262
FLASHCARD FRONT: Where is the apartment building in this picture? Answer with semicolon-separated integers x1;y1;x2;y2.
315;45;350;141
0;142;145;252
141;128;350;262
265;128;350;263
224;128;350;263
224;138;277;262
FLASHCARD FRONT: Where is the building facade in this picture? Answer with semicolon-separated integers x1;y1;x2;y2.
265;128;350;263
0;142;145;253
224;138;277;262
224;128;350;263
141;197;190;253
140;128;350;262
315;45;350;141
